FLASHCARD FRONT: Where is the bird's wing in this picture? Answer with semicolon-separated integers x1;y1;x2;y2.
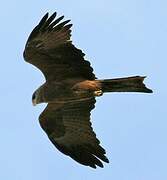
23;12;96;81
39;98;109;168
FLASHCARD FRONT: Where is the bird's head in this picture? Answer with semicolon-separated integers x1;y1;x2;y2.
32;89;41;106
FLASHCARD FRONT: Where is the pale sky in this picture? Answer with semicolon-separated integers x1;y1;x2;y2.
0;0;166;179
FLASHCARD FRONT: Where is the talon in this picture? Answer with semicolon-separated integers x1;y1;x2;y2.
94;90;103;96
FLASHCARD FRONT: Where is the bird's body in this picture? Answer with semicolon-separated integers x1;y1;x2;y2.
24;12;152;168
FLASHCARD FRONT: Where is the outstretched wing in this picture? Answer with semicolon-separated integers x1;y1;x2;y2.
23;12;96;81
39;98;109;168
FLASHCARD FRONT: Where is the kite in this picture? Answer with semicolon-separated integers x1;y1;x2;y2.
23;12;152;168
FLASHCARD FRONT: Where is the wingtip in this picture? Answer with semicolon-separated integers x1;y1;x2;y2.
104;157;109;163
38;12;49;26
90;164;97;169
48;12;57;21
43;12;49;19
52;11;57;17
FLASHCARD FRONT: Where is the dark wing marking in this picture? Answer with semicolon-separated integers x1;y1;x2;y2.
23;12;96;81
39;98;109;168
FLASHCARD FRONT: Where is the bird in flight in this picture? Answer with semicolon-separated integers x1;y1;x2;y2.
23;12;152;168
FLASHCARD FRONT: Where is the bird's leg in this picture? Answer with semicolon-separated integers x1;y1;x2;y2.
94;90;103;97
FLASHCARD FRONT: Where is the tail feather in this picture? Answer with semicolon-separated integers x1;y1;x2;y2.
99;76;152;93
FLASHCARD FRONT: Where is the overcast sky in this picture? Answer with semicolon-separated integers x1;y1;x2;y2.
1;0;166;179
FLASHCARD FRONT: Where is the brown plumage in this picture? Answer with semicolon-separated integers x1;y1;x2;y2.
23;12;152;168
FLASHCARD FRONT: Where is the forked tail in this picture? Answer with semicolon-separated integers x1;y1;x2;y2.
99;76;152;93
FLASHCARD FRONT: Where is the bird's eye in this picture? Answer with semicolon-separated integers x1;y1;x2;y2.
32;92;36;100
